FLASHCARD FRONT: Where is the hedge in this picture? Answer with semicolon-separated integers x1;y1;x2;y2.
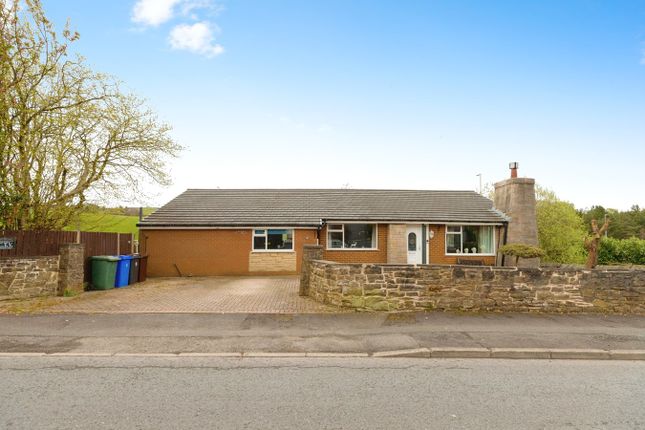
598;237;645;265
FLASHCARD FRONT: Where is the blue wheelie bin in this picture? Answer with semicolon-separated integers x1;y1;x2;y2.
115;255;134;288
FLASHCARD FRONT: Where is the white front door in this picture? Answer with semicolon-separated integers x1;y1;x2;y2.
406;225;423;264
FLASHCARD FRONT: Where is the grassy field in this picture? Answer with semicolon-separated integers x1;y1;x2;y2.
64;208;156;238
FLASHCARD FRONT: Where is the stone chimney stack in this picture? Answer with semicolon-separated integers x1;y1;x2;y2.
494;162;539;267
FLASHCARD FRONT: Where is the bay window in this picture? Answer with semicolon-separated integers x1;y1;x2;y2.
253;229;294;251
445;225;494;255
327;224;377;249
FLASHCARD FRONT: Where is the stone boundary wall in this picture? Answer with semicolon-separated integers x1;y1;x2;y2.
0;243;85;300
305;260;645;313
0;256;60;299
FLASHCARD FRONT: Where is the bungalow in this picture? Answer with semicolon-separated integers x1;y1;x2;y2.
138;188;510;277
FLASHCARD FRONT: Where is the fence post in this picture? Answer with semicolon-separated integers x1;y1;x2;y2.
116;233;120;255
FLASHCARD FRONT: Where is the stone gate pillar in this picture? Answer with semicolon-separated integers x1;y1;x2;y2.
299;244;323;296
58;243;85;295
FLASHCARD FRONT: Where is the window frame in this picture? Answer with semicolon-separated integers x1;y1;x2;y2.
251;228;295;252
444;224;496;256
326;223;379;251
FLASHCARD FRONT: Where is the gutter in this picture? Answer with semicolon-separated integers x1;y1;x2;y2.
317;219;326;245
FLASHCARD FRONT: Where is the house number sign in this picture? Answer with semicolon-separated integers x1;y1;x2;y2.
0;238;16;250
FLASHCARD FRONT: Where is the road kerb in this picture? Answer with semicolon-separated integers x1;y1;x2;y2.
113;353;179;357
1;348;645;360
178;352;242;357
372;348;431;358
609;350;645;360
430;347;491;358
243;352;307;358
48;352;113;357
490;348;551;359
0;352;46;357
305;352;369;358
549;349;610;360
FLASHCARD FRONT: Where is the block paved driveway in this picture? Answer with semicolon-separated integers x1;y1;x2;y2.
45;277;341;314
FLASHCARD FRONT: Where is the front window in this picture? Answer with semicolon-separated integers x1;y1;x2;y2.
253;229;294;251
445;225;494;254
327;224;377;249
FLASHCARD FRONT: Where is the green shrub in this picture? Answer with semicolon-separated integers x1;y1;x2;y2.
598;237;645;265
536;195;587;264
499;243;546;265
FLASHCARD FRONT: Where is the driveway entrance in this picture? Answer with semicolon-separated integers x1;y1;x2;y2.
46;277;339;314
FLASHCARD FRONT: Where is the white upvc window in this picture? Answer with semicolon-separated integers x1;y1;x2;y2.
445;225;495;255
252;229;294;251
327;223;378;250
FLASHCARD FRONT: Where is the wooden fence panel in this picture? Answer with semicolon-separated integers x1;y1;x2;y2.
0;230;134;282
0;230;77;257
119;234;133;255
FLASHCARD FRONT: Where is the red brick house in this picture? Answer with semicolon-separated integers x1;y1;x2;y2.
138;189;509;277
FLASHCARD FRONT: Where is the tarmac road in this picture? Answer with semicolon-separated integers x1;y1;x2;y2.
1;356;644;429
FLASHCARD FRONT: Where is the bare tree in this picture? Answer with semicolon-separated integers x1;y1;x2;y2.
0;0;182;230
584;218;610;269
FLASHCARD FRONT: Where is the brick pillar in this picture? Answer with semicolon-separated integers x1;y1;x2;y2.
387;224;407;264
299;244;323;296
58;243;85;295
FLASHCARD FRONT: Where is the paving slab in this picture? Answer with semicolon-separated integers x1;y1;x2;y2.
26;276;341;314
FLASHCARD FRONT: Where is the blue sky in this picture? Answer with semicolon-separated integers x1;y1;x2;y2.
42;0;645;210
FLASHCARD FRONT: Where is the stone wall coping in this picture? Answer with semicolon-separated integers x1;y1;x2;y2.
308;259;645;273
0;255;59;261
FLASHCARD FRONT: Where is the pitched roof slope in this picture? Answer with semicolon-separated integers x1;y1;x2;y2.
139;189;508;227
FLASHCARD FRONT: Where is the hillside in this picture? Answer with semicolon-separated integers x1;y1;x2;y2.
65;208;156;238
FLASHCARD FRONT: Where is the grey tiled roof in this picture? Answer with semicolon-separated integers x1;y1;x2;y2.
139;189;508;227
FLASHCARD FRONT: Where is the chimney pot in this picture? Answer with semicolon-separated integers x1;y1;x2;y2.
509;162;519;178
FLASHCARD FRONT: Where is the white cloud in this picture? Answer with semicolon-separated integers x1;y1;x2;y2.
132;0;181;27
180;0;223;17
168;22;224;57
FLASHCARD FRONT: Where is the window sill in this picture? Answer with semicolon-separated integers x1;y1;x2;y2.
445;253;495;257
251;250;295;253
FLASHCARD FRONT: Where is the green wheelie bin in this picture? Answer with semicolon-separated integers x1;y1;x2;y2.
90;256;120;290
